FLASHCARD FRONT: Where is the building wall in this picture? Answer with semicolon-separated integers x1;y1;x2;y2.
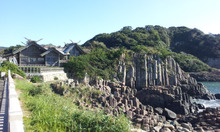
45;51;59;66
69;47;80;56
41;71;68;82
19;45;45;65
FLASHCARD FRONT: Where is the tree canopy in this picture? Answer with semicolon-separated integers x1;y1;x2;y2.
82;25;217;73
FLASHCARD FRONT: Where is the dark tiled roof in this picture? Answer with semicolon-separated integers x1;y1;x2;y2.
63;43;85;54
12;41;85;56
13;41;47;54
40;48;64;56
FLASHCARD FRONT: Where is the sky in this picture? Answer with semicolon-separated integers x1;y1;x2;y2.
0;0;220;47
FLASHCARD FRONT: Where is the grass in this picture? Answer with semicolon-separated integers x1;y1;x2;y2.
15;79;130;132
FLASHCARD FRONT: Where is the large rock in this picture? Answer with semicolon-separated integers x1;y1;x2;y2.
197;103;205;109
118;54;216;116
181;123;193;131
163;108;177;120
202;93;215;100
215;93;220;99
155;107;163;115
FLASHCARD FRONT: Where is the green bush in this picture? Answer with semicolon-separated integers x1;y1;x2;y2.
54;76;58;80
172;52;212;72
64;48;123;80
0;61;25;77
30;76;41;83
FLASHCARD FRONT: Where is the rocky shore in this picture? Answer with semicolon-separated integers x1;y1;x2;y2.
179;107;220;131
54;79;220;132
53;54;218;131
189;70;220;82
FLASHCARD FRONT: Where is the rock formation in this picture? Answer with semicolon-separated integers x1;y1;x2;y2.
54;72;219;131
57;53;218;131
116;53;215;115
190;70;220;81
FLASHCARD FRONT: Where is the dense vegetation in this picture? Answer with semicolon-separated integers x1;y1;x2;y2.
172;52;212;72
84;26;220;60
2;25;219;79
64;47;124;80
83;25;219;72
169;27;220;60
15;79;130;132
0;45;23;56
0;61;25;77
0;46;6;53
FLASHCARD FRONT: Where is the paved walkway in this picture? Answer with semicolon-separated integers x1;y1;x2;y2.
0;79;8;132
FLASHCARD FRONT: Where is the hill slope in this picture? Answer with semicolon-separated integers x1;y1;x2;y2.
83;25;218;72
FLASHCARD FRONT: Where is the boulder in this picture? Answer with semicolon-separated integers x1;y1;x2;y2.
159;127;171;132
198;103;205;109
109;95;117;107
163;108;177;120
154;125;162;132
181;123;192;131
202;93;216;100
194;127;204;132
215;93;220;99
126;110;133;119
163;124;175;131
181;128;191;132
155;107;163;115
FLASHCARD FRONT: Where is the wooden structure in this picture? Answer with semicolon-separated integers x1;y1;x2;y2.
12;41;85;67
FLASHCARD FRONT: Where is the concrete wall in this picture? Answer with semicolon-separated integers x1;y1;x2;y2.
41;71;68;82
19;67;68;82
8;70;24;132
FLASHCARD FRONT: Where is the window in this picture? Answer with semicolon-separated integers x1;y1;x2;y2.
21;57;28;62
38;58;44;62
30;58;36;62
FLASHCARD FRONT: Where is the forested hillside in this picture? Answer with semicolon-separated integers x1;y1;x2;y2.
0;46;6;55
0;45;23;56
84;25;220;60
83;25;220;72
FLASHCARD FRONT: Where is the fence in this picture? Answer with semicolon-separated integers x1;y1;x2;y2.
19;66;65;74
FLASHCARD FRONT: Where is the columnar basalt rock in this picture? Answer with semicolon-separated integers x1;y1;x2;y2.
53;78;218;131
116;53;215;115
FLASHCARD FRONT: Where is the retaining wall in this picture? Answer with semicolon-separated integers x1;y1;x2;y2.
8;70;24;132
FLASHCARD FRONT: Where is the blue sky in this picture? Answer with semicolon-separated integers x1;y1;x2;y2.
0;0;220;47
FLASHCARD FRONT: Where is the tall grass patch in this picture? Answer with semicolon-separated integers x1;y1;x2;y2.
15;79;130;132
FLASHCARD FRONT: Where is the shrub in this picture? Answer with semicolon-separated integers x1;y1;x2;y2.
64;48;123;80
54;76;58;80
0;61;25;77
30;76;41;83
172;52;212;72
